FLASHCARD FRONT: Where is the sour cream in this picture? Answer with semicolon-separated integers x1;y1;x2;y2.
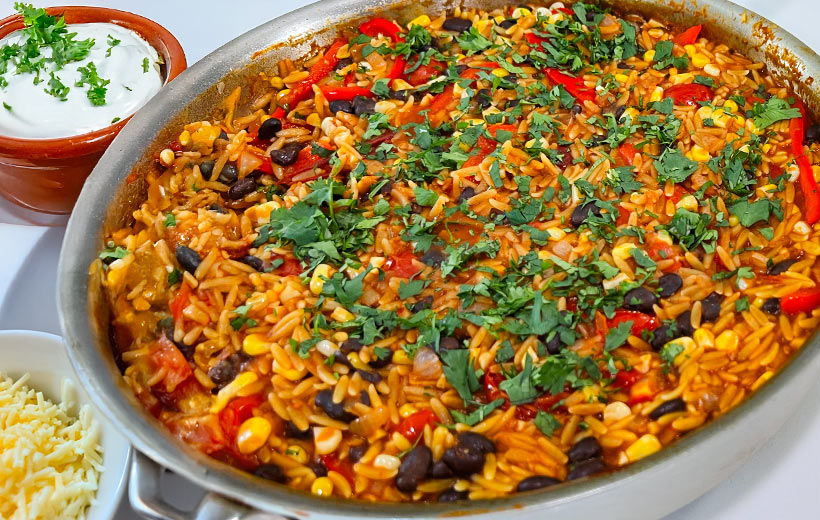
0;23;163;139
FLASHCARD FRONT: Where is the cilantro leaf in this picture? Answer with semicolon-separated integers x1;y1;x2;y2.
751;97;801;130
604;320;632;352
534;410;561;437
499;356;538;405
451;399;505;426
441;348;481;404
654;148;698;184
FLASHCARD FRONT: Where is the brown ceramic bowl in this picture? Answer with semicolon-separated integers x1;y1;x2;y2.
0;6;186;217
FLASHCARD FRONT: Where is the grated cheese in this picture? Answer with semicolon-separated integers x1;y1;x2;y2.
0;372;103;520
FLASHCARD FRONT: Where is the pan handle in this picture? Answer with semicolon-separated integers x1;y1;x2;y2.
129;451;292;520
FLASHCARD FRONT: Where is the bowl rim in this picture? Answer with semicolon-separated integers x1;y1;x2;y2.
0;5;187;157
58;0;820;517
0;329;132;520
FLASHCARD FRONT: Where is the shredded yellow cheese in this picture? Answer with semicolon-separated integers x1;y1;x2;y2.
0;372;103;520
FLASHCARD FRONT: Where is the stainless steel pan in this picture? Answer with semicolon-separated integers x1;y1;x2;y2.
58;1;820;519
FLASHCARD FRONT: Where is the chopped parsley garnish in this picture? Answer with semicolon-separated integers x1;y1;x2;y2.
534;410;562;437
751;97;801;130
654;148;698;184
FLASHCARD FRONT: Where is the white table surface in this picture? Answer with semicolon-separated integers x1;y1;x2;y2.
1;1;819;518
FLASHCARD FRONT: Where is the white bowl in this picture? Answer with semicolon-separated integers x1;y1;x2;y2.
0;330;131;520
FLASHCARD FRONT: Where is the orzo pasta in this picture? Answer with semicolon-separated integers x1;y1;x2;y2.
99;2;820;502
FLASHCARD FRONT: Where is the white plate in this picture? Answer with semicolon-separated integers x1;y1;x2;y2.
0;330;131;520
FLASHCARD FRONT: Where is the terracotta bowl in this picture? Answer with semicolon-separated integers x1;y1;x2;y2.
0;6;186;218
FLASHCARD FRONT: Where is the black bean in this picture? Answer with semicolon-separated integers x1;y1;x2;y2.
310;461;328;478
805;124;820;145
649;398;687;420
439;336;461;351
315;389;355;422
333;351;354;370
571;104;583;116
455;64;468;75
379;179;395;196
396;445;433;492
543;331;562;355
420;247;446;268
353;95;376;116
175;245;201;274
410;202;424;214
429;460;454;479
208;360;236;390
340;338;363;353
258;118;283;140
334;57;353;71
199;160;215;178
589;133;608;146
701;292;723;322
516;475;562;492
208;203;226;214
217;162;238;184
217;130;229;140
507;98;520;109
568;437;602;463
554;145;573;170
156;316;174;338
650;323;678;352
358;369;382;383
762;298;781;315
389;89;412;102
238;255;264;272
360;390;371;406
442;444;486;477
768;259;796;275
328;100;354;114
498;19;516;29
442;17;472;33
283;420;311;439
411;295;434;313
368;349;393;369
658;273;683;298
225;177;257;200
254;464;286;483
459;432;495;454
570;201;602;228
616;61;633;69
676;310;695;337
476;88;492;109
270;142;303;166
623;287;658;314
349;441;368;462
438;488;469;502
457;186;476;204
567;457;606;480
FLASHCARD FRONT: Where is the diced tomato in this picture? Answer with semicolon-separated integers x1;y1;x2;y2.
628;377;658;405
150;337;192;392
618;142;639;166
665;83;713;106
566;296;578;312
395;409;437;443
407;60;444;86
282;146;333;182
484;370;506;403
169;283;192;322
218;394;264;441
515;405;537;421
647;235;681;271
273;256;303;276
524;32;549;47
358;17;403;42
667;185;688;204
488;123;517;137
608;310;659;336
673;25;702;46
534;392;569;412
384;251;421;278
463;135;497;168
615;206;632;226
320;453;355;484
782;288;820;314
556;6;574;15
169;415;226;455
612;369;642;390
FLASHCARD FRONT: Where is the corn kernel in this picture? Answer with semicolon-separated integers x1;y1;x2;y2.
643;49;655;62
275;88;291;103
683;44;697;57
693;328;715;349
546;227;566;241
621;107;639;122
306;113;321;127
668;67;678;76
178;130;192;148
614;73;629;84
236;417;272;454
676;194;698;211
512;7;531;18
311;476;334;496
794;220;811;235
314;426;343;454
192;125;222;147
331;307;355;323
242;333;269;356
690;145;710;163
612;243;637;260
286;444;309;464
399;403;417;417
649;86;664;103
409;14;431;27
392;349;412;365
210;371;258;413
722;99;738;113
715;330;739;352
494;15;505;23
392;78;412;91
761;143;772;153
159;148;175;167
757;183;777;198
626;434;662;461
270;76;285;89
691;53;710;68
667;336;695;366
474;19;489;32
703;64;721;77
492;68;509;78
310;264;332;295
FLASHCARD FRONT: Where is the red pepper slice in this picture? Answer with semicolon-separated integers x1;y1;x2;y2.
484;371;506;403
282;145;333;183
408;60;446;86
611;369;642;390
218;394;264;441
556;6;575;15
320;453;355;484
395;409;437;443
320;86;375;101
665;83;713;106
790;100;820;224
618;142;639;166
525;32;549;47
782;287;820;314
358;17;403;42
673;25;702;46
544;68;595;103
286;38;347;107
607;310;659;336
384;251;421;278
388;55;406;85
169;283;192;322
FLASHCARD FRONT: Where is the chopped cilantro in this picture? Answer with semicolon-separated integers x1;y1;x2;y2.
534;410;562;437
